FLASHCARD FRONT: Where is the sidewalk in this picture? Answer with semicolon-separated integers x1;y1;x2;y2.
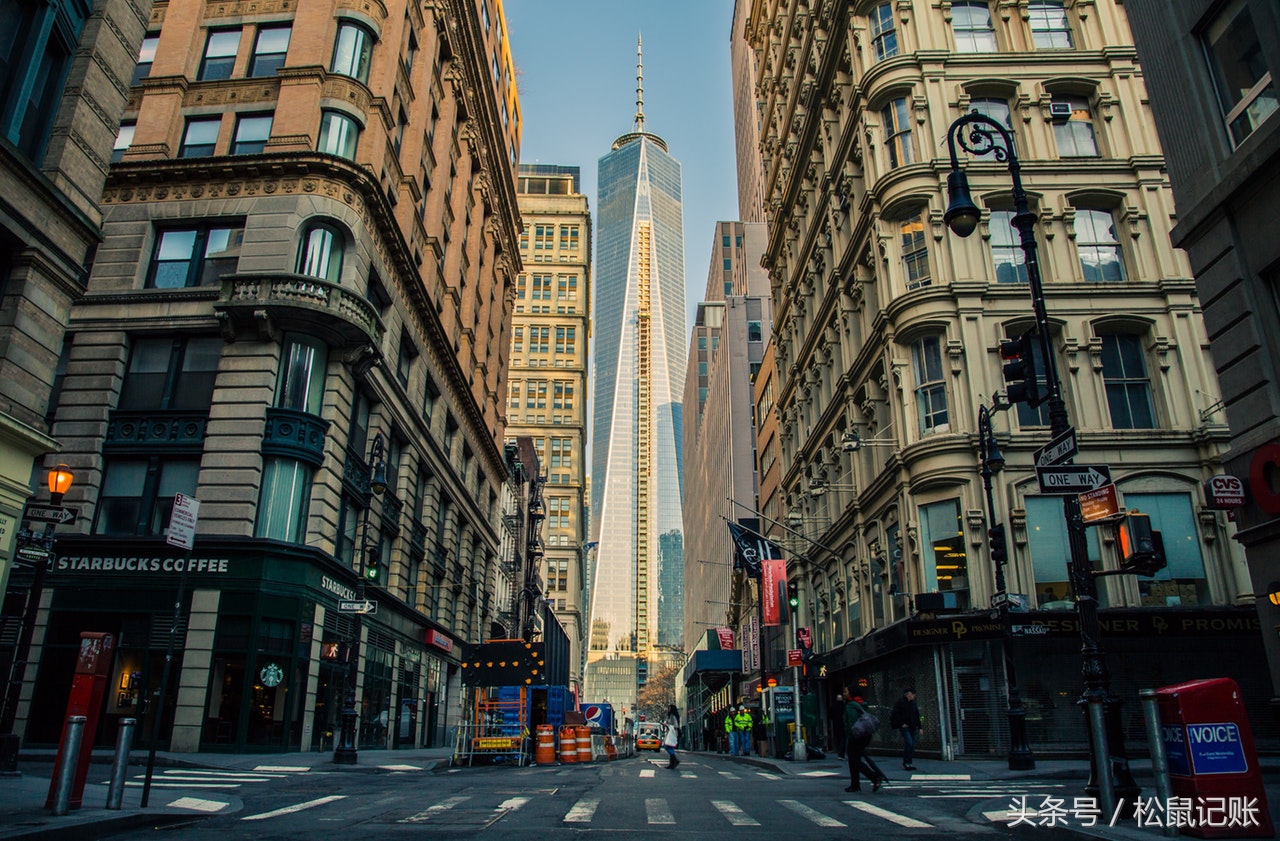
0;745;456;841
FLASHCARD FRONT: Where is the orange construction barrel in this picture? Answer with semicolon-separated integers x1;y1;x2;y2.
535;724;556;765
576;725;592;763
558;725;578;763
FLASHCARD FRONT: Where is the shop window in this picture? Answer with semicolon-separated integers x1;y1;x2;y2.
1125;492;1209;606
1028;0;1073;49
918;499;969;610
147;223;244;289
1100;332;1155;429
296;220;344;282
869;3;898;61
119;336;222;411
131;32;159;87
1026;495;1103;607
96;457;200;536
248;25;290;78
255;457;312;542
1204;0;1277;146
331;21;373;83
232;112;273;155
198;29;241;81
952;2;996;53
318;109;359;160
911;335;948;433
179;116;221;158
276;334;327;415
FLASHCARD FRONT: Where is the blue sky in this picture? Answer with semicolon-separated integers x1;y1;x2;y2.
503;0;739;331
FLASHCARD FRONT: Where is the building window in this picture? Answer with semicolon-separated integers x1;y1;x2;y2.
919;499;968;610
1052;96;1098;157
1204;0;1278;146
990;210;1028;284
255;458;312;542
249;25;290;77
1009;327;1050;428
748;321;763;342
970;97;1013;157
869;3;898;61
0;0;89;161
1075;208;1124;282
397;333;417;387
1026;496;1103;606
232;112;272;155
318;109;359;159
277;334;327;415
119;336;222;411
297;221;344;282
900;213;930;289
132;33;159;86
912;335;948;433
1100;333;1155;429
198;29;241;81
1125;492;1209;606
882;97;913;167
951;2;997;52
560;225;579;251
1028;0;1073;49
331;21;373;83
179;117;221;158
112;122;135;163
96;458;200;537
147;223;244;289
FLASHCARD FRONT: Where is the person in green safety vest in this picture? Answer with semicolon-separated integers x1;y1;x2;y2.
734;705;753;756
724;708;736;755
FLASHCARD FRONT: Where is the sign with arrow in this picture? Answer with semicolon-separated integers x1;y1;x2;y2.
1034;427;1078;467
22;504;77;525
339;600;377;615
1036;464;1112;495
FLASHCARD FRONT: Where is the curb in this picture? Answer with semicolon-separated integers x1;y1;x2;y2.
2;811;205;841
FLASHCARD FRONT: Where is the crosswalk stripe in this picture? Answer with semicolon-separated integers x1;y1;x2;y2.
125;782;242;789
564;797;600;823
162;769;286;778
679;771;698;778
717;771;740;779
910;773;971;780
640;768;655;778
400;795;470;823
379;764;424;772
252;765;308;772
779;799;845;827
756;772;781;780
646;798;675;825
845;799;933;828
712;800;760;826
167;797;229;812
242;795;346;821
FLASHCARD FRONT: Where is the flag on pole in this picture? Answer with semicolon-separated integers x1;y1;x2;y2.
726;520;785;579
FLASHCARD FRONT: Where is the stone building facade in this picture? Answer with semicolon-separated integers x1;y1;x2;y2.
12;0;523;755
742;0;1268;758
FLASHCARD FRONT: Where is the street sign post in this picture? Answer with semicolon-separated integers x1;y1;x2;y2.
1079;484;1121;523
1036;464;1112;495
22;504;77;525
1034;427;1078;467
166;493;200;550
339;600;377;615
14;545;51;566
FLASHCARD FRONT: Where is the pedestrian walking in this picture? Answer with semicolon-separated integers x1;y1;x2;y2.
829;691;846;758
734;704;753;756
842;688;885;793
890;687;923;770
663;704;681;769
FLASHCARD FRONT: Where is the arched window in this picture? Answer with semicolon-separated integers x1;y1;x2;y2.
868;3;898;61
882;97;914;167
1075;209;1124;282
296;221;344;281
318;110;359;159
331;20;373;82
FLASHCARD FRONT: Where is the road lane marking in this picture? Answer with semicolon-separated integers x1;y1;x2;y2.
845;800;933;828
639;768;655;778
401;795;470;822
379;764;424;771
756;772;781;780
126;782;242;788
717;771;740;779
564;797;600;822
252;765;308;772
167;797;229;812
712;800;760;826
242;795;346;821
779;799;845;827
910;773;971;780
161;769;286;778
646;797;675;824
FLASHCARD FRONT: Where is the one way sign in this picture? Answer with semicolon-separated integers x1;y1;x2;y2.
1036;464;1112;495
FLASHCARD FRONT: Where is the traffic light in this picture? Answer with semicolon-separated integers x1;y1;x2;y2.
787;580;799;610
988;524;1008;567
1117;510;1167;577
364;546;381;581
1000;331;1044;407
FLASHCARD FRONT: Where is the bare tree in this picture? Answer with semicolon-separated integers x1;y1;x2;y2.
635;661;680;722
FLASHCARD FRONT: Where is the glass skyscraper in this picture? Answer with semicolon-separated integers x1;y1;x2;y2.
585;40;686;713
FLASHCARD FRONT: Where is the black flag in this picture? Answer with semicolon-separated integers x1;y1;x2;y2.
727;520;785;579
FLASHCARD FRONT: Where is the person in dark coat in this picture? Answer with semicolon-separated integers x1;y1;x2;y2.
841;688;884;793
890;687;923;770
829;691;847;758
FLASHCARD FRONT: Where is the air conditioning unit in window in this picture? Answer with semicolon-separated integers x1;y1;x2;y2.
1048;101;1073;122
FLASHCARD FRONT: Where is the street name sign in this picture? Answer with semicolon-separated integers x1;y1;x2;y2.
22;504;77;525
166;493;200;550
1079;484;1121;523
1036;464;1112;495
339;600;377;615
1034;427;1079;467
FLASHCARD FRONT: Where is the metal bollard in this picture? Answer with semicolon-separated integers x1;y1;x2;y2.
1139;690;1179;837
106;718;137;811
50;716;86;817
1087;698;1117;822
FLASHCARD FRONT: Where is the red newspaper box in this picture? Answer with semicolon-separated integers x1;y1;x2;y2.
1156;677;1273;838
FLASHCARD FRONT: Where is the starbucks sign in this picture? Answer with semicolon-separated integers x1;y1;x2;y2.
259;662;284;687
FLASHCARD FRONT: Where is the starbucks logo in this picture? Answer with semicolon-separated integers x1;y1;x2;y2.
260;662;284;688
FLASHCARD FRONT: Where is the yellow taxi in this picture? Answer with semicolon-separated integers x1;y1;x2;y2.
635;722;663;752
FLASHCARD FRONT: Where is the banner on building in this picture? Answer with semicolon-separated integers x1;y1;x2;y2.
727;520;786;579
715;627;736;650
762;558;786;626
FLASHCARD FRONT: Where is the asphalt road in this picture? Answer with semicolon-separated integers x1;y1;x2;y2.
92;752;1068;840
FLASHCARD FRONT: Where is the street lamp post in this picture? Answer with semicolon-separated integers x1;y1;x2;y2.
333;433;387;765
978;404;1034;771
945;112;1137;800
0;464;74;774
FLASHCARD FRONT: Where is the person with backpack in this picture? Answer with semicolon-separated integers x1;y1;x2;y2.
890;687;923;770
842;688;885;793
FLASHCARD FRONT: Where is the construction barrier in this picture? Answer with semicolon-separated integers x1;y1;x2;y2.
604;735;618;760
534;724;556;765
558;725;578;763
575;726;591;763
